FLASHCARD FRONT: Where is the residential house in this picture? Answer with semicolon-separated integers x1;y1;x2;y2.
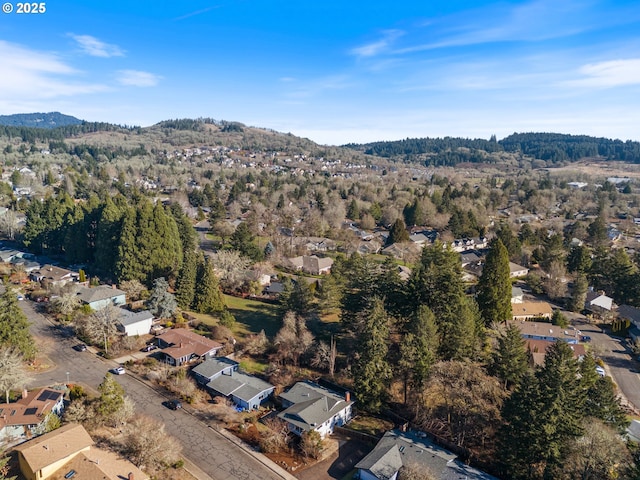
511;301;553;321
76;285;126;311
199;364;274;410
287;255;334;275
511;286;524;304
116;308;154;337
460;251;482;268
0;388;65;447
618;305;640;341
450;237;488;253
30;265;78;288
278;381;353;438
513;320;579;344
14;423;148;480
509;262;529;278
157;328;222;366
355;429;498;480
381;242;421;260
585;290;615;317
526;339;586;366
0;247;24;263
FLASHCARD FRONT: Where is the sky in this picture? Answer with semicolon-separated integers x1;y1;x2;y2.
1;0;640;145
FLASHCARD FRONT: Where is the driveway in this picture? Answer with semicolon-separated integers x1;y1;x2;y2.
295;436;372;480
21;298;293;480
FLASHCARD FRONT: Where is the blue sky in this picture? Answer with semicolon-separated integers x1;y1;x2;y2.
1;0;640;145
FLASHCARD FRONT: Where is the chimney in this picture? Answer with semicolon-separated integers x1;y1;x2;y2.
345;391;351;402
22;389;28;399
112;284;116;289
128;473;134;480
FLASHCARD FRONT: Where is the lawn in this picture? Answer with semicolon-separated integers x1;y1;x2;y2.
223;294;281;338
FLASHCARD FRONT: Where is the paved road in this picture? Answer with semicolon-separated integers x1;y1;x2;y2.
21;299;289;480
567;312;640;411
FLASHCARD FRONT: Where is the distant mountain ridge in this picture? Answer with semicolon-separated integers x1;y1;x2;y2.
0;112;83;128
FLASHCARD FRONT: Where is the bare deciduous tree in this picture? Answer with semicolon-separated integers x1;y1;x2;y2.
311;336;337;377
258;417;290;454
209;250;251;291
50;286;80;316
273;312;314;366
398;463;437;480
119;279;147;301
124;416;182;469
0;347;30;403
76;304;119;353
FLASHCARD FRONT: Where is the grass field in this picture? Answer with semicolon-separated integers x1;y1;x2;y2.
224;294;281;338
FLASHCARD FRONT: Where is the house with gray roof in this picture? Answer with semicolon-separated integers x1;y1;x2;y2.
356;429;498;480
191;357;273;410
76;285;126;310
277;381;353;438
115;308;153;337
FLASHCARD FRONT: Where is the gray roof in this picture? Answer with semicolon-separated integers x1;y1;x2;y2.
619;304;640;324
206;371;273;402
511;286;524;297
192;357;238;379
77;285;125;304
277;381;353;432
117;308;153;327
355;430;498;480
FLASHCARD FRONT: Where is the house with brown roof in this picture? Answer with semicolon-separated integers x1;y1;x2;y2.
526;339;586;366
511;301;553;321
156;328;222;366
0;388;64;447
30;265;78;288
14;423;148;480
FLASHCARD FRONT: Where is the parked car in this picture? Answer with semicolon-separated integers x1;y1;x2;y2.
581;335;592;343
74;344;87;352
165;400;182;410
110;366;125;375
595;366;606;377
142;344;158;352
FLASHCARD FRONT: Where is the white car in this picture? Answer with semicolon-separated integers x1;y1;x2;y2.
110;366;125;375
595;366;606;377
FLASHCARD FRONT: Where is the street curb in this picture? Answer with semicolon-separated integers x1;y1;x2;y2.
124;369;296;480
213;426;298;480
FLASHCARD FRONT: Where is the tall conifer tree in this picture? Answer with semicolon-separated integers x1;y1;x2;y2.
477;238;512;325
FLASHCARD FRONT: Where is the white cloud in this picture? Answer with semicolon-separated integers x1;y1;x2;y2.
350;30;404;58
568;59;640;88
117;70;161;87
0;40;109;103
69;34;124;57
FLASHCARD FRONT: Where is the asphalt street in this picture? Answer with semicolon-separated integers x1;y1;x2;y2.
20;298;290;480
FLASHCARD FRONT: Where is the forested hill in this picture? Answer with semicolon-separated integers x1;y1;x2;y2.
0;112;83;129
345;132;640;166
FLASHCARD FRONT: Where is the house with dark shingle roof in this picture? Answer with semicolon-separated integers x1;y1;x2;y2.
116;307;154;337
157;328;222;366
277;381;353;438
356;429;498;480
192;357;274;410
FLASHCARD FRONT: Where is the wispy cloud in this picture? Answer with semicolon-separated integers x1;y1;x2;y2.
174;6;220;21
69;34;124;57
350;30;404;58
117;70;161;87
0;40;109;102
566;59;640;88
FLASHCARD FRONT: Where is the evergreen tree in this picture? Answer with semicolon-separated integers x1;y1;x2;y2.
353;297;392;413
495;222;521;261
347;198;359;220
115;207;143;282
193;257;225;314
175;248;197;309
0;288;36;360
96;373;125;418
94;196;125;276
229;222;263;261
316;274;342;314
147;277;177;319
399;305;438;404
568;273;588;312
492;324;529;389
476;238;512;325
567;245;592;274
387;218;410;245
279;278;314;317
540;233;565;271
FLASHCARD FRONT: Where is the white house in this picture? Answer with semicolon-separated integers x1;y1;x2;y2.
585;290;615;315
278;381;353;438
509;262;529;278
116;308;154;337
